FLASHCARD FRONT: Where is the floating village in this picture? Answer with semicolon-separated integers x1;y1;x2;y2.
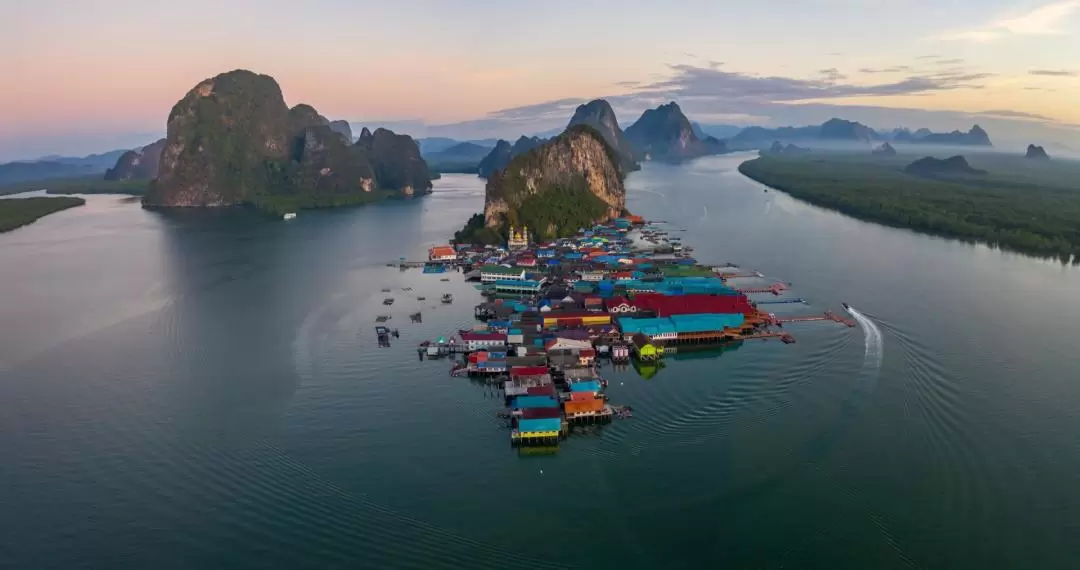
387;217;854;452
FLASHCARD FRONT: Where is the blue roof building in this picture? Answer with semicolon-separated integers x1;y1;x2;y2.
510;396;560;409
569;380;602;393
517;418;562;433
619;314;745;337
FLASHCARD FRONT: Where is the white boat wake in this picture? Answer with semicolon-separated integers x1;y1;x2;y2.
846;305;884;371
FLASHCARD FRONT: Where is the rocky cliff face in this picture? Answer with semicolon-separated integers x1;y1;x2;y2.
355;128;432;195
904;155;986;177
872;142;897;156
917;125;992;146
104;138;166;180
566;99;637;172
624;102;726;162
482;125;625;240
820;118;878;141
477;136;545;178
144;69;430;208
329;120;353;142
147;70;292;206
1025;144;1050;160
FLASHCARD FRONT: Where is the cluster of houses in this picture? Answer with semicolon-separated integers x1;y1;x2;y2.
422;217;784;448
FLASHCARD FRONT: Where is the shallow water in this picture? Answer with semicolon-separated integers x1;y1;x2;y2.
2;161;1079;569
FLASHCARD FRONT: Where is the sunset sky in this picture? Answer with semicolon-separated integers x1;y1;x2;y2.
3;0;1079;160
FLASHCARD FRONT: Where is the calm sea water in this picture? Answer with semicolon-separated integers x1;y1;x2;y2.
2;159;1079;569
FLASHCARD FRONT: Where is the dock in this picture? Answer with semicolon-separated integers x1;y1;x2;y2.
755;298;806;305
736;283;788;295
773;311;855;327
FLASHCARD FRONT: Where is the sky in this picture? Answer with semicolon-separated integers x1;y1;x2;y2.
2;0;1079;160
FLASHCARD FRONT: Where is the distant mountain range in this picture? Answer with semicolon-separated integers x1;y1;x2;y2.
728;120;993;149
417;137;500;155
423;141;494;173
0;148;132;186
477;136;546;178
473;100;729;178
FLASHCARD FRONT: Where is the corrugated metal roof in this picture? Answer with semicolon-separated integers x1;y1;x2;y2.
564;398;605;413
510;366;549;377
521;407;562;419
569;380;601;393
480;265;524;274
517;418;562;433
511;396;559;409
619;314;745;335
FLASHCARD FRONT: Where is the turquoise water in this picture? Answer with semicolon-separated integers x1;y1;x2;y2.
2;159;1079;568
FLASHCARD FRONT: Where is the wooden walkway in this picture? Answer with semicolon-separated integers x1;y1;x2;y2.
773;311;855;327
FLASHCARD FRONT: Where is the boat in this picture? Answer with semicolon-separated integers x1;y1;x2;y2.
441;294;453;304
383;298;395;305
842;302;851;312
283;212;297;220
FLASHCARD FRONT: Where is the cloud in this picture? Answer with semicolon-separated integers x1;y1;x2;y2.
859;65;914;74
936;58;965;65
384;62;1072;148
1029;69;1077;76
915;54;941;60
818;68;847;81
640;63;990;103
932;0;1080;42
977;109;1058;121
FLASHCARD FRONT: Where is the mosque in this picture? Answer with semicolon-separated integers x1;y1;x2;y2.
508;225;530;250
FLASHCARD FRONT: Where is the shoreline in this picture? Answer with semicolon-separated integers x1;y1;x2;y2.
0;196;86;233
737;156;1079;264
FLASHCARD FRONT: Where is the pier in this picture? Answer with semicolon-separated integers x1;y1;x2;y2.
773;311;855;327
736;283;788;295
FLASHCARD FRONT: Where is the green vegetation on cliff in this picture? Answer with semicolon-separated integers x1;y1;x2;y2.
509;176;610;240
453;213;502;245
0;196;85;233
739;152;1080;261
145;69;431;212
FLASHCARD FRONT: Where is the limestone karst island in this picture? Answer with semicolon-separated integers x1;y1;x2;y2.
6;3;1080;567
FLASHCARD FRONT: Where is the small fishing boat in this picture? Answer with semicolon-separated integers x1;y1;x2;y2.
283;212;297;220
441;294;453;304
383;298;395;305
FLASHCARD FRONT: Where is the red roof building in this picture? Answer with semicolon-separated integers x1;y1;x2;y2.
631;293;754;316
510;366;550;377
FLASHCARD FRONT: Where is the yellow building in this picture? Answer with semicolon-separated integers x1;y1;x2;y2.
542;312;613;328
508;225;530;250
